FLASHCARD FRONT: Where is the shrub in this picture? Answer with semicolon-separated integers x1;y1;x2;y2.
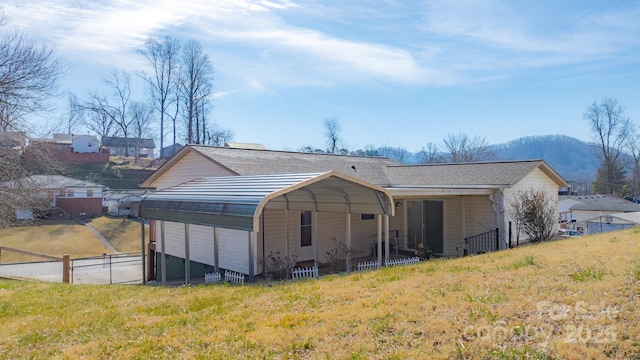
323;237;363;273
262;251;296;281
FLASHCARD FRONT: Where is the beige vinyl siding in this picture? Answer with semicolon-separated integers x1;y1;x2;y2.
504;168;561;244
261;209;384;263
444;197;464;256
462;195;496;237
150;152;235;190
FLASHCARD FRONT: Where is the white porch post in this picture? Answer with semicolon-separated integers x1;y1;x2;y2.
161;220;166;284
384;214;390;264
184;223;190;284
284;205;290;278
346;212;352;272
312;210;318;268
402;199;408;248
377;214;382;267
213;227;219;273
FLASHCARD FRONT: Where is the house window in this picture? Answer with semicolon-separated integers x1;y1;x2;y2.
66;189;74;198
300;211;312;247
361;214;375;220
87;189;93;197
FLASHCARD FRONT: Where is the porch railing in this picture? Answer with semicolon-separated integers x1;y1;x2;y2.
465;228;499;255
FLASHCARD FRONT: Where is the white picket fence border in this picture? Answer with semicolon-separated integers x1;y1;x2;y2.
291;266;318;279
356;260;380;272
204;272;221;284
384;257;420;267
224;270;245;284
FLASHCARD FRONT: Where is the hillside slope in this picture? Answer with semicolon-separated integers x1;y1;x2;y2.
1;229;638;358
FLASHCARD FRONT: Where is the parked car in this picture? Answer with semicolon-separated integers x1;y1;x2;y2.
558;229;582;237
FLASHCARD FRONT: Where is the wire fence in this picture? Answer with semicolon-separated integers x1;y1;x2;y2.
71;253;143;284
0;252;143;284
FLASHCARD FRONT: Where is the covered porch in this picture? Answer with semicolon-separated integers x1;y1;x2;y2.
139;172;395;283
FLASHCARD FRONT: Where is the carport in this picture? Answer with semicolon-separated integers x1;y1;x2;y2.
139;171;395;283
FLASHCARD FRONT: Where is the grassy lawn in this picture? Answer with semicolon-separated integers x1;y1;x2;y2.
86;216;145;253
0;220;115;263
0;218;144;264
0;228;639;358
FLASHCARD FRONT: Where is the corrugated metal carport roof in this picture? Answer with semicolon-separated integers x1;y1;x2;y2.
139;172;394;231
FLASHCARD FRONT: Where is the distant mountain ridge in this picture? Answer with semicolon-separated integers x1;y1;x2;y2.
490;135;599;182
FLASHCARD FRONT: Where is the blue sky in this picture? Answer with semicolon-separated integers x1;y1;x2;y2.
3;0;640;153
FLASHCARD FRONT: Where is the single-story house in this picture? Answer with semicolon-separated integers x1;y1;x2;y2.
558;195;640;232
53;134;100;153
2;175;106;219
103;136;156;158
138;145;567;283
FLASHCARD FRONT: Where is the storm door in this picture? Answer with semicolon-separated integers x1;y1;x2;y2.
407;200;444;254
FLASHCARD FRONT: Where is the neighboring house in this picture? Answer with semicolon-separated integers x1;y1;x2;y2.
103;137;156;158
559;195;640;233
138;145;567;283
3;175;106;219
160;143;183;159
53;134;100;153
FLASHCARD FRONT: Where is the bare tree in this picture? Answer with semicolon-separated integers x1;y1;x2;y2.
179;40;213;144
441;133;495;163
584;98;631;195
84;71;134;154
103;70;133;144
0;13;66;227
130;101;152;158
378;145;411;163
55;91;83;134
0;27;65;119
139;36;180;158
323;117;341;154
508;188;558;243
416;142;441;164
206;124;234;146
82;90;114;147
626;128;640;200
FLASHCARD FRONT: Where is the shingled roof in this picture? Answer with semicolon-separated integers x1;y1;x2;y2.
561;195;640;212
384;160;567;187
142;145;568;190
188;145;400;185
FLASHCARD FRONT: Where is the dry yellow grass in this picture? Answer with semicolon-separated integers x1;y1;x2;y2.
0;228;639;358
0;220;116;263
86;216;145;253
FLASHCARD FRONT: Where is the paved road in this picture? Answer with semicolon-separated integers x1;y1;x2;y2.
0;255;144;284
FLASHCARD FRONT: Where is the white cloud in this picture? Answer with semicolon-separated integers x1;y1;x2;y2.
3;0;639;92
